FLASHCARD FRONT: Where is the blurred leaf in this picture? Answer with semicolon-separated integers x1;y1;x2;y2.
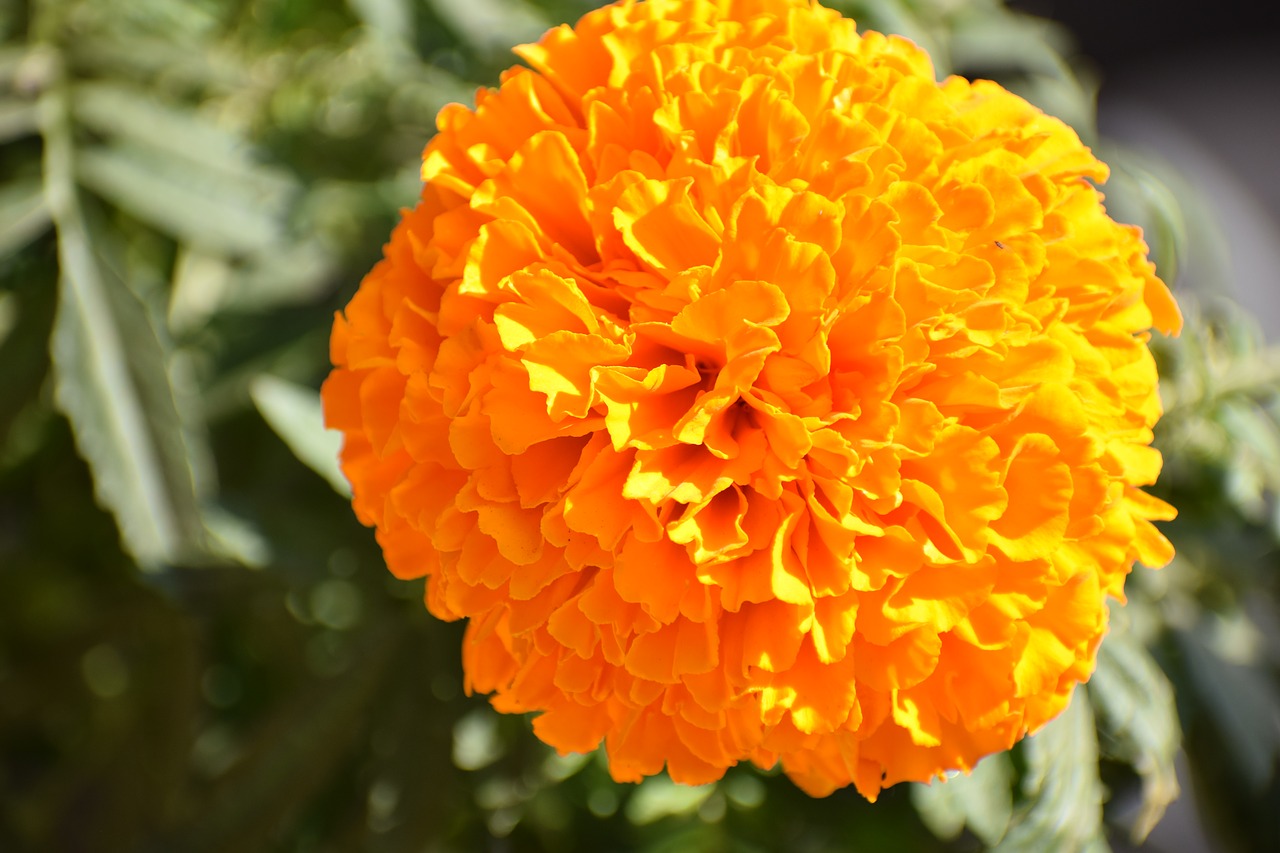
1177;625;1280;793
0;291;14;349
625;777;715;826
1101;148;1189;289
428;0;550;56
1004;72;1095;145
202;505;273;569
1089;625;1181;841
250;374;350;496
0;177;52;260
347;0;413;45
0;97;38;142
74;34;249;91
994;693;1108;853
451;707;505;771
168;239;337;334
76;143;287;256
227;238;338;311
1219;398;1280;520
0;45;31;82
948;12;1070;77
913;754;1014;846
71;81;296;197
167;247;232;334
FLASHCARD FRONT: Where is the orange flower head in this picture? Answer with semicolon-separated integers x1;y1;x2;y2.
323;0;1181;799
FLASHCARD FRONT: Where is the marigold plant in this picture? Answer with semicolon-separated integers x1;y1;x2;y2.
323;0;1181;798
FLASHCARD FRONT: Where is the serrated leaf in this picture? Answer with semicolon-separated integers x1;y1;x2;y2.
913;754;1014;846
994;692;1108;853
250;375;350;497
0;177;51;260
1088;627;1181;841
41;61;215;569
49;212;209;567
76;143;286;256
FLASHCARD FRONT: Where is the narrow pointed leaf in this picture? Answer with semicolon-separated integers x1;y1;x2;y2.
250;375;350;497
71;82;295;197
42;70;209;567
76;144;286;256
49;231;211;567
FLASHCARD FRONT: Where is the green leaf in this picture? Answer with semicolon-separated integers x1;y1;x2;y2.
0;177;52;260
913;754;1014;846
202;505;272;569
226;238;338;312
71;82;295;198
41;72;210;568
1100;148;1189;288
0;291;15;350
168;239;337;334
1089;626;1181;841
48;224;211;567
625;776;715;825
947;13;1071;78
1218;398;1280;520
994;692;1109;853
0;97;38;143
427;0;550;56
75;143;287;256
250;375;350;497
1177;624;1280;793
0;46;32;84
347;0;413;45
73;34;248;91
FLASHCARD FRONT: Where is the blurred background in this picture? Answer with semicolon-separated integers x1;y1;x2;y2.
1;0;1278;851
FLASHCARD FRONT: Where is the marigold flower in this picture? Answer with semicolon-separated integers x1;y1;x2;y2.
323;0;1181;798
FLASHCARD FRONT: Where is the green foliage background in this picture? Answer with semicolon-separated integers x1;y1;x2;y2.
1;0;1277;850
